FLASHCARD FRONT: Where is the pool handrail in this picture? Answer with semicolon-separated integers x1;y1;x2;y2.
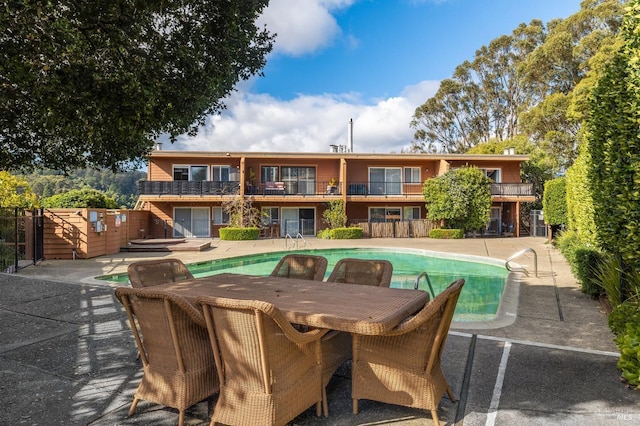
414;271;436;299
505;247;537;277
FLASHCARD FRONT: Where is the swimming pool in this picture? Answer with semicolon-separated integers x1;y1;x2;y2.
98;247;511;324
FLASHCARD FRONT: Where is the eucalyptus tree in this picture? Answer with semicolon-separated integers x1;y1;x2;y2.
1;1;273;172
411;0;625;158
519;0;626;170
411;20;545;152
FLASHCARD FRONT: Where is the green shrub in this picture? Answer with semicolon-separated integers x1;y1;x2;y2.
429;229;463;239
609;302;640;337
317;229;331;239
616;314;640;387
325;227;362;239
219;227;259;241
573;248;606;298
542;177;567;226
555;230;581;269
595;255;623;306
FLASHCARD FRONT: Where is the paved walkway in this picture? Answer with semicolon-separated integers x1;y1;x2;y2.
1;237;638;425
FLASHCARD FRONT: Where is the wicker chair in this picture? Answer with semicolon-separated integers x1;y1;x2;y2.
319;259;393;415
351;279;465;426
197;296;327;426
327;258;393;287
270;254;328;281
114;287;219;426
127;258;194;288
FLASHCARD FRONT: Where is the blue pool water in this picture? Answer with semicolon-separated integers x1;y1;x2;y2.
98;248;509;322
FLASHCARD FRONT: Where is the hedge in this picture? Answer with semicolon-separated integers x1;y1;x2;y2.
219;227;259;241
429;229;464;239
318;227;363;239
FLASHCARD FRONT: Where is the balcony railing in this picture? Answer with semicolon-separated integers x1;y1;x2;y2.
490;183;534;197
138;180;534;198
138;180;240;196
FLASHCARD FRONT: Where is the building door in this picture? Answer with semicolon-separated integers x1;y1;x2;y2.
487;207;502;236
173;207;210;238
281;208;316;237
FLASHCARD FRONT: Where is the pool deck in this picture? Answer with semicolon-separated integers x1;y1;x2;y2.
2;237;639;425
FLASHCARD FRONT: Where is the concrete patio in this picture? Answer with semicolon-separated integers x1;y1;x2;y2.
1;237;638;425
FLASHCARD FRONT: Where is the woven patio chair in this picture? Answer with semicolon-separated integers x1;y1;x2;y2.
326;258;393;287
351;279;465;426
115;287;219;426
270;253;328;281
197;296;327;426
319;258;393;414
127;258;193;288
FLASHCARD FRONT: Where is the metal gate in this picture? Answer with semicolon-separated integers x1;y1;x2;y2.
529;209;547;238
0;208;44;272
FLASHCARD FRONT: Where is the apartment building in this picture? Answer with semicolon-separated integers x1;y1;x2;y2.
136;150;535;239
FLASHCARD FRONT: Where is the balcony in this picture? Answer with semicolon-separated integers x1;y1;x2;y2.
138;180;241;196
138;180;534;198
490;183;534;197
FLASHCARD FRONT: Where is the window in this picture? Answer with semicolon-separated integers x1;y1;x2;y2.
261;166;279;183
262;207;279;225
369;207;402;222
281;166;316;194
481;168;501;183
212;165;230;182
404;207;421;220
173;165;208;181
173;166;189;181
212;207;230;225
404;167;421;183
369;167;402;195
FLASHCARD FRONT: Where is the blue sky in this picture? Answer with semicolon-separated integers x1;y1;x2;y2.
170;0;583;154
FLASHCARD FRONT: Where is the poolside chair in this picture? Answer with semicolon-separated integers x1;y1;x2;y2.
327;258;393;287
127;258;193;288
351;279;465;426
318;258;393;414
197;296;326;426
114;287;219;426
270;253;328;281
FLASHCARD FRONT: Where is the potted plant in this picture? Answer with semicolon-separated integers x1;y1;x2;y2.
327;177;337;194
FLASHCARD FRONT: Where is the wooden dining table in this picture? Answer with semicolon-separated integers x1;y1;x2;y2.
150;273;430;335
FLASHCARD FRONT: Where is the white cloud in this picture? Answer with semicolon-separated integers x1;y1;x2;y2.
170;80;440;154
258;0;356;56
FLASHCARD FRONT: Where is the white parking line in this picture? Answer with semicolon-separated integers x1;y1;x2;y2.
486;342;511;426
450;330;619;357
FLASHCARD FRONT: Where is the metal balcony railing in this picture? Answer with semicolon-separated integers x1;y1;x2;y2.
490;183;534;197
138;180;534;197
138;181;240;196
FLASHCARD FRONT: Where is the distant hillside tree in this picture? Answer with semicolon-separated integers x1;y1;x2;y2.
42;189;118;209
23;169;146;209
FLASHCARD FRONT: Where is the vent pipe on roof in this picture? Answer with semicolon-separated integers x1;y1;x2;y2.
348;118;353;152
155;142;163;150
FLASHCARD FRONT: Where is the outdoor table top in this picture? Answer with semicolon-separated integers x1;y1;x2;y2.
152;273;429;335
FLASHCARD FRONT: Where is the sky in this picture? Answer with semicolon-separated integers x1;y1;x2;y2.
168;0;583;154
